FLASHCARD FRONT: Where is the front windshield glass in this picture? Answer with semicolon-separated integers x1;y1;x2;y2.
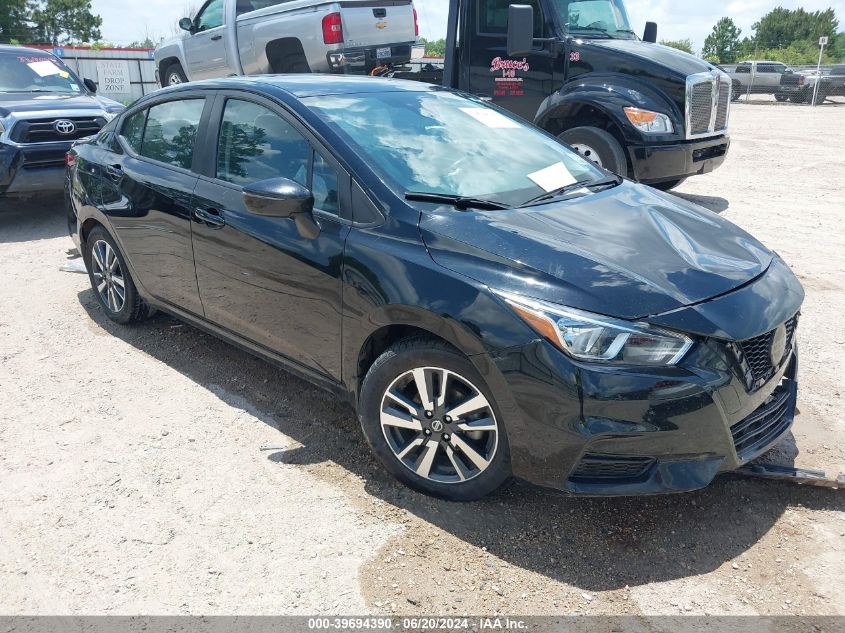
551;0;637;39
303;90;604;208
0;52;83;94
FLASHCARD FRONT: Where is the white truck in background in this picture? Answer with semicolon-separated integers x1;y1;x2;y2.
155;0;418;86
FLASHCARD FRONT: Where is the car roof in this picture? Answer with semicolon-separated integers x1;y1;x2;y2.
0;44;53;56
176;74;444;98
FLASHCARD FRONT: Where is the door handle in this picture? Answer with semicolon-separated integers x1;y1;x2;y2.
210;34;223;41
106;164;123;181
194;207;226;228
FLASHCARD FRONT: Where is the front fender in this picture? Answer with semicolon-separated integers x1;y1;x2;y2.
536;74;684;144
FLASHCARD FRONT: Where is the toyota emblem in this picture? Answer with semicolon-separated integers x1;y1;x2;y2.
54;120;76;135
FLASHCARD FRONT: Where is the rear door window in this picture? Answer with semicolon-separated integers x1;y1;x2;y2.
140;99;206;170
121;110;146;154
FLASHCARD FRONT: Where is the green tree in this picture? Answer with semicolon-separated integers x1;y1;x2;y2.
752;7;838;50
0;0;33;44
702;17;742;63
29;0;102;45
419;37;446;57
660;39;694;55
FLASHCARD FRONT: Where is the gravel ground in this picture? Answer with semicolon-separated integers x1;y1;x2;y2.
0;103;843;617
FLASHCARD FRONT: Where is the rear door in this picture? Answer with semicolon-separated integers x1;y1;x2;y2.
466;0;552;121
190;93;351;379
98;95;212;316
341;1;416;47
183;0;230;80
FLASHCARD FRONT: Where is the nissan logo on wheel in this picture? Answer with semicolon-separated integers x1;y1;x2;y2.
54;120;77;135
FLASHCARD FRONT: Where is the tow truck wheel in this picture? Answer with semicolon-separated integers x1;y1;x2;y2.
775;93;789;102
651;178;686;192
558;127;627;176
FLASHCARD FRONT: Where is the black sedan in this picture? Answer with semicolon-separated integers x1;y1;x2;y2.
66;76;804;501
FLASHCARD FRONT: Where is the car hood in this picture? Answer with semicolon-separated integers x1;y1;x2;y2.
0;93;123;117
419;181;773;320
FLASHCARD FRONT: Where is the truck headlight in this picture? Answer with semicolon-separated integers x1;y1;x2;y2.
624;107;674;134
497;292;693;366
102;111;119;122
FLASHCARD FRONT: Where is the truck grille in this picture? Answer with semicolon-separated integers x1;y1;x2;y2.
727;315;798;392
686;72;731;139
731;379;795;461
9;116;104;144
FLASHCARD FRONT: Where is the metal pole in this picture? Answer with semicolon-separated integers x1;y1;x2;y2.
812;42;825;106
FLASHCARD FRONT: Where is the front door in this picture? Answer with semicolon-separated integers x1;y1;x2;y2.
467;0;553;122
99;97;209;316
183;0;230;80
190;95;351;379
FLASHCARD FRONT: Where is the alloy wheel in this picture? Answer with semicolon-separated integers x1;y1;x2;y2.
379;366;499;484
570;143;603;167
91;240;126;313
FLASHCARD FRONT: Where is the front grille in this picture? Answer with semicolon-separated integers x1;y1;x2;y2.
730;316;798;391
689;82;714;135
569;454;655;482
9;117;104;144
731;380;795;460
686;72;732;138
715;77;731;130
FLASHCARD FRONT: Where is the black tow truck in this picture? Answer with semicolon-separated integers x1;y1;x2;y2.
404;0;733;190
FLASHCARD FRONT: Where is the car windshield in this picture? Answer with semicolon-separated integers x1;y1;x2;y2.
303;90;605;208
0;52;83;94
550;0;637;39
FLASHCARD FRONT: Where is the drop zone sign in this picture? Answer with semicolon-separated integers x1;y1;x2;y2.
96;60;131;97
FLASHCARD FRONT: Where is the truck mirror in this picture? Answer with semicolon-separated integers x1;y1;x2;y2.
643;21;658;43
507;4;535;57
179;17;194;32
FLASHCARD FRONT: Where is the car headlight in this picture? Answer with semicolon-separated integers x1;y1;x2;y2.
102;111;119;122
624;107;674;134
497;292;693;366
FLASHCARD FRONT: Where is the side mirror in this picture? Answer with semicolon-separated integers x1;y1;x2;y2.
643;21;658;43
179;17;194;32
83;78;97;93
507;4;535;57
243;177;320;239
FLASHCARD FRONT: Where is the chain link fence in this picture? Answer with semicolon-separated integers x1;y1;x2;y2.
720;62;845;107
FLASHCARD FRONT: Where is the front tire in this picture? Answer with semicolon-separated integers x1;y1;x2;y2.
164;62;188;86
558;126;628;176
359;337;511;501
84;226;150;325
651;178;686;192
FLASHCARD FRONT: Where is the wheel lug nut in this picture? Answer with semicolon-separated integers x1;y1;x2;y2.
425;411;433;418
443;434;451;441
444;416;452;423
424;429;432;436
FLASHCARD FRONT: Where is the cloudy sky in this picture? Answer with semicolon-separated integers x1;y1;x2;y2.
93;0;844;53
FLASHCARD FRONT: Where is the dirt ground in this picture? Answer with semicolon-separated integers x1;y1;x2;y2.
0;102;843;618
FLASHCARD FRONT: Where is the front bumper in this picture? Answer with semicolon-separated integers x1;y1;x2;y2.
629;135;730;185
327;42;414;74
491;332;798;496
0;141;71;196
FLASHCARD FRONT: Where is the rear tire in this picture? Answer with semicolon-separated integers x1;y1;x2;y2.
163;62;188;86
558;126;628;176
775;93;788;102
359;337;512;501
84;226;150;325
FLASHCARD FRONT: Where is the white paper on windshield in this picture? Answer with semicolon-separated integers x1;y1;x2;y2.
28;60;62;77
459;107;520;129
527;162;578;192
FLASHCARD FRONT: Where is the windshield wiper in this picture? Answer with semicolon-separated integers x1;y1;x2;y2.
566;26;612;38
405;192;511;211
523;175;622;206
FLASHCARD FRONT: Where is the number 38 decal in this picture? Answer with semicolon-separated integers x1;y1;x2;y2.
569;51;581;62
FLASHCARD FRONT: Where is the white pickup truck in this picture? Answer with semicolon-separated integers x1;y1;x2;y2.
155;0;418;86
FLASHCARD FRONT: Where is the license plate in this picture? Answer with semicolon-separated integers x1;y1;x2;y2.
376;47;391;59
